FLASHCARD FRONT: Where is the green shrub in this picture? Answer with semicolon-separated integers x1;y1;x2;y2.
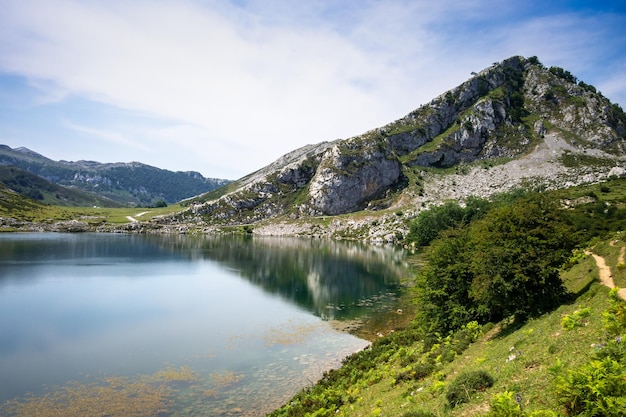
487;391;524;416
556;357;626;416
395;361;435;384
488;391;559;416
594;337;626;362
401;411;436;417
602;288;626;335
548;66;577;83
445;370;494;406
561;307;591;330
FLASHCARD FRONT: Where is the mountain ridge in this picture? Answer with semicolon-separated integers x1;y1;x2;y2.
0;145;231;206
162;56;625;241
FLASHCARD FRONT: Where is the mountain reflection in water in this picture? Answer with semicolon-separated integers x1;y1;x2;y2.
144;234;410;320
0;233;412;415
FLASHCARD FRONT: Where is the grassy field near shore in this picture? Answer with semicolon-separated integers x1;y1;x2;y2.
0;186;184;227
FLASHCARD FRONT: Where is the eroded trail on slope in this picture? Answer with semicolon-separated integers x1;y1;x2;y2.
585;250;626;300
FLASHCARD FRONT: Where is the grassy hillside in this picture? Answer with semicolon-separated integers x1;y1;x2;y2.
0;183;183;229
270;182;626;417
0;166;123;207
270;248;624;417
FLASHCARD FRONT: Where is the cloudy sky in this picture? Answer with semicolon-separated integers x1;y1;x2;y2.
0;1;625;179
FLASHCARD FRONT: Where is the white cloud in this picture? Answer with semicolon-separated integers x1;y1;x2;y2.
62;120;151;152
1;0;428;176
0;0;624;178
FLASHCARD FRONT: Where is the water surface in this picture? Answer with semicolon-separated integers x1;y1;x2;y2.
0;233;409;416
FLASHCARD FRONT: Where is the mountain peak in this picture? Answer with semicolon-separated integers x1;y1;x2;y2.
180;56;626;239
13;146;48;160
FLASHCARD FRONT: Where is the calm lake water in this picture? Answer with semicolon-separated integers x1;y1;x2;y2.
0;233;409;416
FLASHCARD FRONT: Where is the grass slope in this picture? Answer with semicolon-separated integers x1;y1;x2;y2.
0;184;183;228
0;165;123;208
271;248;622;417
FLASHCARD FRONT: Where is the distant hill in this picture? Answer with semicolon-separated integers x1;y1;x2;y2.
0;181;45;215
0;165;123;207
0;145;231;206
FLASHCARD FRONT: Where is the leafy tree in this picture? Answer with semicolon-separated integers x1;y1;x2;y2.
407;197;490;247
467;195;574;321
527;55;543;67
407;202;466;247
415;227;475;331
578;80;597;94
415;194;575;331
549;66;577;83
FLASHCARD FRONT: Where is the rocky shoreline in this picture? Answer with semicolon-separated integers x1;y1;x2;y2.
2;134;624;242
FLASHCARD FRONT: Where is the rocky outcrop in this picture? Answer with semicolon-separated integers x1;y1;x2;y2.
179;55;626;229
523;67;626;150
307;140;402;215
51;220;89;232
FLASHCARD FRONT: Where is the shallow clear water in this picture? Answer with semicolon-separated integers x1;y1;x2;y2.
0;233;408;416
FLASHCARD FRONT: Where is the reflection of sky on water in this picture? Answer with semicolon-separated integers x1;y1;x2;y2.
0;233;408;408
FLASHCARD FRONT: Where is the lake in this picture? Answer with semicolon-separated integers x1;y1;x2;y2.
0;233;410;416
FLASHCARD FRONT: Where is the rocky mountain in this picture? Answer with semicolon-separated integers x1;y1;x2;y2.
0;145;230;206
165;56;625;241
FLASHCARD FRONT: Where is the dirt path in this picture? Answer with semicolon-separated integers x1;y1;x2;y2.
585;250;626;300
126;211;151;223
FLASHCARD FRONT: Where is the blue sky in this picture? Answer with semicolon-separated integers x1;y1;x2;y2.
0;0;625;179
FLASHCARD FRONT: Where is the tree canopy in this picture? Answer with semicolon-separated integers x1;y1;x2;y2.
415;194;575;332
406;196;490;247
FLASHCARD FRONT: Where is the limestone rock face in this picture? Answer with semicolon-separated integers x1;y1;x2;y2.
609;166;626;177
523;68;625;148
276;161;317;187
178;55;626;227
381;57;530;168
308;141;402;215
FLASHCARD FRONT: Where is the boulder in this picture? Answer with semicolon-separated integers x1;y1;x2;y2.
608;166;626;177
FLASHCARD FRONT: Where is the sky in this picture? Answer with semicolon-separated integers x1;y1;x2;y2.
0;1;625;180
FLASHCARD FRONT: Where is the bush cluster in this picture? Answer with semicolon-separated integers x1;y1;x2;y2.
415;193;574;332
555;289;626;416
445;370;494;406
487;289;626;416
